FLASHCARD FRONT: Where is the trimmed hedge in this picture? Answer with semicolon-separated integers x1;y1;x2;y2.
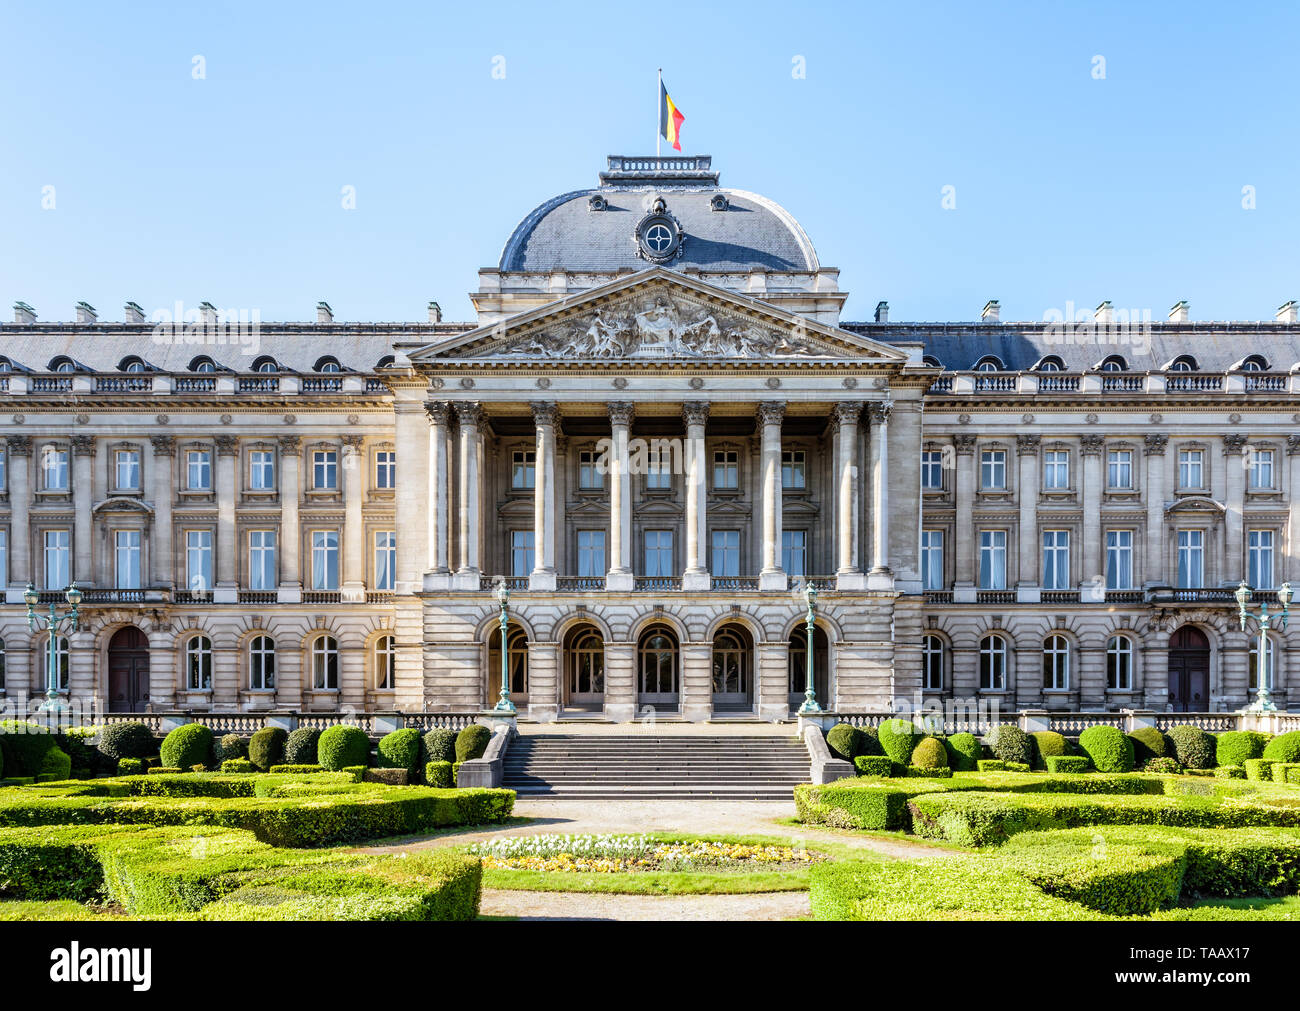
1217;731;1268;768
906;767;952;779
1078;726;1135;774
117;758;146;776
363;769;410;786
161;725;214;771
910;737;949;770
1129;727;1170;766
977;760;1006;772
425;761;454;789
268;764;324;774
248;727;288;772
1244;758;1276;782
147;767;184;776
988;725;1034;767
422;729;458;765
377;729;423;778
221;759;256;774
853;756;893;778
284;727;321;766
1262;731;1300;764
55;728;98;776
1030;731;1067;770
97;722;155;762
826;723;864;762
1215;765;1247;779
215;734;247;765
1272;763;1300;785
877;719;918;766
945;733;981;772
0;721;57;779
1167;726;1217;770
318;726;371;771
1045;755;1089;774
455;725;491;763
1142;757;1183;775
38;748;73;783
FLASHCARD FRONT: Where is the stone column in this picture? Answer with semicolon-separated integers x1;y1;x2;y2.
607;402;634;591
681;641;713;722
392;399;431;595
603;641;637;722
1224;433;1248;584
1144;434;1167;586
213;434;238;602
953;434;976;601
1080;434;1104;598
1288;435;1300;583
758;401;787;590
1015;434;1040;601
426;402;451;585
71;435;95;586
5;436;31;600
277;436;301;602
525;640;560;722
682;401;710;591
757;641;790;722
867;401;893;589
530;402;558;591
150;436;174;589
834;402;864;590
453;403;482;589
341;434;366;601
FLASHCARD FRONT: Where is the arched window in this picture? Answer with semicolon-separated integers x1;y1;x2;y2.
311;636;339;690
252;356;279;374
373;634;396;690
974;356;1003;373
638;625;678;698
1035;356;1064;372
375;355;395;369
1240;355;1269;372
50;357;75;373
1249;636;1276;692
0;357;11;373
189;356;216;373
487;624;528;698
249;635;275;691
314;356;341;373
41;635;70;691
922;355;944;369
1099;355;1127;372
1043;635;1070;691
568;628;604;699
119;356;146;373
1168;356;1197;372
979;635;1007;691
711;626;750;697
185;636;212;691
922;634;945;691
1106;635;1133;691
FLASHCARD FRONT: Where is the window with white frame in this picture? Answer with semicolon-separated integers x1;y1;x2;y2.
781;530;806;577
1105;530;1134;590
249;450;275;490
1043;450;1070;490
646;449;672;489
114;530;141;589
312;636;339;690
115;449;141;491
921;450;945;490
249;635;275;690
186;449;211;491
374;450;395;490
1042;635;1070;690
577;530;605;576
511;450;535;490
710;530;740;577
311;530;339;590
1107;636;1133;691
644;530;673;576
510;530;534;577
1041;530;1070;590
980;449;1007;490
374;635;396;690
979;635;1007;690
978;529;1007;590
1107;449;1133;489
923;634;944;691
1249;636;1275;692
781;450;806;489
1178;449;1203;490
42;446;68;491
577;450;601;490
248;530;277;591
921;529;944;590
312;450;338;490
712;450;739;490
1249;448;1275;490
186;636;212;691
186;530;212;593
1177;529;1204;588
43;529;70;590
1248;529;1275;589
374;531;396;590
43;634;70;691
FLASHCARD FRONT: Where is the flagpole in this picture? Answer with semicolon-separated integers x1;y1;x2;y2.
657;68;662;157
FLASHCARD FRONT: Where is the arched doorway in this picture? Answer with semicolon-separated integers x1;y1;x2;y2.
486;622;528;707
789;625;829;711
637;624;679;712
108;626;150;712
564;624;604;711
1168;626;1210;712
711;624;753;713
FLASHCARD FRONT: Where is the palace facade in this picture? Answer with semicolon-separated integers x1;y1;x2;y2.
1;155;1297;717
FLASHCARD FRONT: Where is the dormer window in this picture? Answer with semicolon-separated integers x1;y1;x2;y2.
974;356;1003;373
189;356;216;373
0;357;13;373
1099;356;1127;372
50;357;75;373
1168;356;1197;372
314;356;341;373
1240;355;1269;371
252;356;279;374
1035;356;1064;372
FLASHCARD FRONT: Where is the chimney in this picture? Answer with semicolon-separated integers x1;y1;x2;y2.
981;300;1001;323
198;301;218;326
316;301;334;324
75;301;98;324
874;300;889;324
1277;301;1297;324
1094;300;1114;324
428;301;442;324
124;301;146;324
12;301;36;324
1168;300;1189;323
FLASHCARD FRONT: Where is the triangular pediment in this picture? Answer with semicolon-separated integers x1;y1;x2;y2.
409;268;908;364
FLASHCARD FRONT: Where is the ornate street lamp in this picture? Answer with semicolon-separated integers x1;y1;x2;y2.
1237;579;1291;712
25;582;81;712
797;580;822;714
493;579;516;713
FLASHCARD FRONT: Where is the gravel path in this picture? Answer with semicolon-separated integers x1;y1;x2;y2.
481;888;812;921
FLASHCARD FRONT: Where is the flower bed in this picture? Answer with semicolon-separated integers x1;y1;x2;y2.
468;833;825;873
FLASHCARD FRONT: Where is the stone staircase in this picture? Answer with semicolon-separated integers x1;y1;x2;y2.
501;734;811;800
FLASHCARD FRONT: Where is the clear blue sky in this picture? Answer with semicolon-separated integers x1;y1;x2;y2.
2;1;1297;325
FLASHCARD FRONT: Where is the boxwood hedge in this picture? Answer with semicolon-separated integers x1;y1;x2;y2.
318;726;371;771
161;725;214;771
1167;726;1217;770
1078;726;1134;773
1217;731;1268;768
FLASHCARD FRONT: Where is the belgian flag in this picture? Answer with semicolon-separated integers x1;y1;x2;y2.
659;80;685;151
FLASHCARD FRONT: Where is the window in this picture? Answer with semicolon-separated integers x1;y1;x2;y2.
1249;449;1274;490
312;451;338;490
980;449;1006;490
646;453;672;490
187;450;211;490
644;530;673;577
312;636;339;690
979;635;1007;690
43;635;70;691
577;530;605;577
1249;637;1275;692
1248;529;1275;589
186;636;213;691
1169;356;1196;372
1100;356;1127;372
1043;450;1070;489
375;451;395;490
1107;636;1133;691
0;447;6;491
923;635;944;691
115;449;141;490
190;356;216;373
578;450;601;490
42;446;69;491
710;530;740;577
374;635;396;690
249;635;275;691
1178;449;1203;489
311;530;339;590
43;530;69;590
1177;529;1204;588
921;529;944;590
374;531;396;590
52;358;75;374
511;450;535;490
921;450;945;490
1107;449;1133;489
638;626;678;695
186;530;212;593
249;450;275;490
781;450;806;489
1041;530;1070;590
248;530;277;591
712;451;739;490
510;530;535;577
1043;635;1070;690
0;530;7;588
114;531;141;589
255;358;279;373
781;530;806;578
978;530;1007;590
1105;530;1134;590
317;358;341;373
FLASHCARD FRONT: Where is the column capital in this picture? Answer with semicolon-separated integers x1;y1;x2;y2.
454;402;482;429
1222;433;1249;455
866;400;892;425
1287;434;1300;456
832;401;862;426
425;401;451;425
341;433;365;452
1016;433;1041;456
756;401;786;428
1144;433;1168;455
71;434;96;456
150;435;176;457
531;401;560;428
278;434;301;456
1079;433;1105;456
214;434;239;456
608;401;635;427
6;434;32;456
681;401;710;428
953;433;977;454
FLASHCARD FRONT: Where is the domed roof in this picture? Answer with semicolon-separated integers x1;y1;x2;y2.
498;156;820;274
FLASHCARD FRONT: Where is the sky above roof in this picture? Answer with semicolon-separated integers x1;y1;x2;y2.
2;1;1298;326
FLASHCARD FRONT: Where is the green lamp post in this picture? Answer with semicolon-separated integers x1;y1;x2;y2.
797;580;822;714
24;582;81;712
1236;579;1291;712
493;580;516;713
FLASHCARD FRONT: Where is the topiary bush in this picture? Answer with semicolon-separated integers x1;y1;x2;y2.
284;727;321;765
215;733;247;764
455;725;491;763
422;728;458;765
425;760;454;788
1128;727;1171;766
1045;755;1089;774
0;720;57;778
117;757;146;775
977;759;1007;772
853;756;893;777
826;723;865;762
944;733;981;772
1167;725;1216;770
55;727;98;775
1263;731;1300;764
988;725;1034;767
37;747;72;782
1142;757;1182;775
377;729;423;778
1244;758;1277;782
1216;731;1268;768
221;759;256;773
910;736;949;770
1214;765;1247;779
877;719;919;766
318;725;371;771
248;727;288;771
857;726;884;757
1030;731;1067;770
160;724;214;771
97;721;155;763
1078;725;1135;773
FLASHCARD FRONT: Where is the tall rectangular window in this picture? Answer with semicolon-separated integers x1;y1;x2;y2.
0;447;7;491
781;530;806;577
1105;530;1134;590
248;530;277;590
374;530;396;590
186;530;212;593
1250;449;1274;490
1178;449;1203;489
43;529;70;590
510;530;534;577
0;529;7;587
781;450;806;489
712;451;739;490
980;450;1006;490
511;451;535;490
42;446;68;491
374;451;396;489
978;529;1007;590
1177;529;1204;588
578;450;601;490
114;530;141;588
313;451;338;490
187;450;211;490
1107;449;1133;489
1248;529;1275;589
920;450;945;490
115;449;141;490
311;530;339;590
921;529;944;590
710;530;740;577
577;530;605;576
1041;530;1070;590
644;530;673;577
249;450;275;490
1043;450;1070;489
